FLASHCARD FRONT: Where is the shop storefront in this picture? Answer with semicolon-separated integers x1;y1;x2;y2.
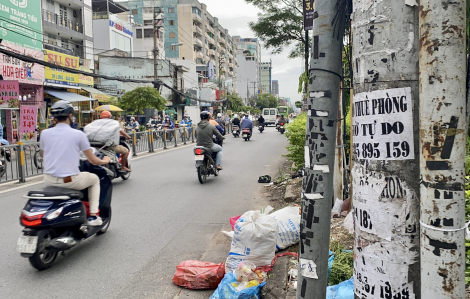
0;42;45;143
43;50;97;127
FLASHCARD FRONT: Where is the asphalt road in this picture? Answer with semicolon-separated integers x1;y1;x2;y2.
0;125;288;299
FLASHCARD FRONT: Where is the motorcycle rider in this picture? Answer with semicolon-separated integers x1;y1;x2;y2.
179;114;192;135
40;100;111;226
99;111;132;172
126;117;139;133
279;115;287;125
258;114;265;128
241;114;253;132
215;113;226;133
196;111;225;170
232;114;241;128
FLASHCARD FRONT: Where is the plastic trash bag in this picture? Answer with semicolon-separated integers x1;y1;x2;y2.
326;277;354;299
343;211;354;234
230;215;241;230
225;208;279;273
327;252;335;283
209;273;266;299
221;231;234;242
84;119;121;146
269;206;301;251
332;198;343;216
172;260;225;290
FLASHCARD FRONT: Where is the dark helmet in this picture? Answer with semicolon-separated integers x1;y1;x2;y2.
50;100;73;117
200;111;210;120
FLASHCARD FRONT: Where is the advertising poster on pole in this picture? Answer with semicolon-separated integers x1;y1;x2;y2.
19;105;37;142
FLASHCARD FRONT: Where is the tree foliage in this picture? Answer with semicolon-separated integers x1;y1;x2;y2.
227;94;245;112
246;0;306;59
118;87;167;114
256;93;279;109
284;113;307;170
295;101;303;108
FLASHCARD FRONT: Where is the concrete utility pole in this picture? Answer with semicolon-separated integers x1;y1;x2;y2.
419;1;467;298
153;8;158;81
351;1;420;299
296;0;346;298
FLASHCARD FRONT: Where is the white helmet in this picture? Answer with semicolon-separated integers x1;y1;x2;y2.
234;114;239;118
217;113;222;118
130;117;135;121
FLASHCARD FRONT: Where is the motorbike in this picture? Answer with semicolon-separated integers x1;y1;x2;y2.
194;146;219;184
17;153;113;270
33;148;43;169
179;123;192;141
232;125;240;138
258;124;264;133
0;151;6;178
279;122;286;134
242;128;252;141
92;138;132;180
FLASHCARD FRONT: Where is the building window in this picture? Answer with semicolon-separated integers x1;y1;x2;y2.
61;38;69;50
59;4;68;26
143;20;153;26
136;29;142;39
169;20;175;26
144;29;153;38
131;9;138;15
168;7;175;13
170;45;176;51
143;7;154;14
169;32;176;38
192;7;201;15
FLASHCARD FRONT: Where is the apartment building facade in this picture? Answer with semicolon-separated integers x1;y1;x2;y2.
234;37;261;103
259;60;272;95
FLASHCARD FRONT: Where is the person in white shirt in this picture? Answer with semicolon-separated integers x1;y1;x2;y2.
40;101;111;226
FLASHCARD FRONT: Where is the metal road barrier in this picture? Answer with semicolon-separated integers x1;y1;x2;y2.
0;142;43;184
0;126;198;184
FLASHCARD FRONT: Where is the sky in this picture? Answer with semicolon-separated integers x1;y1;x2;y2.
199;0;303;104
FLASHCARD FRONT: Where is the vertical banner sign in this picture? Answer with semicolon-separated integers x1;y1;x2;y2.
0;80;19;108
303;0;315;30
352;87;414;160
20;105;37;142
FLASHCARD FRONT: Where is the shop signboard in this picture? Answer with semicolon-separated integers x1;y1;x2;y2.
79;65;94;86
0;80;19;108
19;105;37;142
44;50;79;87
0;0;43;51
0;41;44;85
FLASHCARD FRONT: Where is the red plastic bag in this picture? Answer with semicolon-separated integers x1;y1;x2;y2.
172;260;225;290
230;215;241;230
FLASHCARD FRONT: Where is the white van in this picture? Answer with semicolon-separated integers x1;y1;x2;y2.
262;108;278;126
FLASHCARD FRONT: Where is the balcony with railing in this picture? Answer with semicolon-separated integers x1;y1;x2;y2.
206;35;215;45
194;51;204;59
194;37;203;46
209;49;216;56
193;25;203;35
192;13;202;23
43;9;83;34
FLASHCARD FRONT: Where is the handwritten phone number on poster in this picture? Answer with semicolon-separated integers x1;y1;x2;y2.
353;141;411;159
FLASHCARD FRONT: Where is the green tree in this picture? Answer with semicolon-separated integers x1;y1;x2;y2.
227;94;245;112
295;101;303;108
256;93;278;109
246;0;306;59
118;87;167;114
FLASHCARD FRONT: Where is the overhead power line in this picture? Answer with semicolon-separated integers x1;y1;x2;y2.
0;47;217;104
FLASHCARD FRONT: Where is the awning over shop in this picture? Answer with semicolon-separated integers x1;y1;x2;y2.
45;89;96;103
80;86;116;102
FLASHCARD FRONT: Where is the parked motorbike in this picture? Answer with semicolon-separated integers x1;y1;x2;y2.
194;146;219;184
242;128;252;141
258;124;264;133
232;125;240;138
0;152;5;178
17;154;112;270
33;148;43;169
92;138;132;180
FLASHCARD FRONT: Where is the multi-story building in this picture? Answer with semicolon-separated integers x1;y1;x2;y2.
92;0;135;56
234;37;261;103
123;0;238;98
259;60;272;95
272;80;279;98
41;0;94;65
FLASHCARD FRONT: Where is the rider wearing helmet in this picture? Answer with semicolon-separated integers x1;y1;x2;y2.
98;111;132;172
126;117;139;133
40;100;111;226
179;114;192;135
195;111;225;170
232;113;241;128
215;113;226;134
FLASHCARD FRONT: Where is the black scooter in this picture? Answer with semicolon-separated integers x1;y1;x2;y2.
194;146;219;184
17;155;112;270
258;124;264;133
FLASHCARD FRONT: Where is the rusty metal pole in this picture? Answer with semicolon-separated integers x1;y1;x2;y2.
296;0;346;298
351;1;421;299
419;1;467;298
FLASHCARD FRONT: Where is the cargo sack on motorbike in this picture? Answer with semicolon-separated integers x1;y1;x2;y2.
225;208;278;273
172;260;225;290
257;175;271;183
84;119;120;146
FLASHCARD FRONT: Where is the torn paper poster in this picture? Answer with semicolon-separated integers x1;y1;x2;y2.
300;258;318;279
